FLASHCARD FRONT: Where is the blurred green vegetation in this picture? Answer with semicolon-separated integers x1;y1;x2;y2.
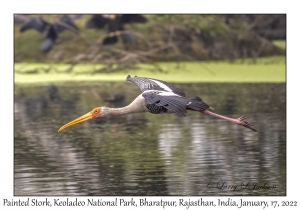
14;14;286;83
15;14;285;63
272;40;286;49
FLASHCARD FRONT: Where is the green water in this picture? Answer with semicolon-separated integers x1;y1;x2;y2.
14;56;286;84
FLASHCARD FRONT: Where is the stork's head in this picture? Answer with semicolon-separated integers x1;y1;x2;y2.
58;107;104;132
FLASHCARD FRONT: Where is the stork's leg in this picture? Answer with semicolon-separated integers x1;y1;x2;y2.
201;110;257;132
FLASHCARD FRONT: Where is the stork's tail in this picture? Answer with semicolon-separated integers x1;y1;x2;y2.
186;97;257;132
186;96;210;112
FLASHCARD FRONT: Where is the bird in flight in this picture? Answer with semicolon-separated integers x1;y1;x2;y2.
58;75;257;132
20;15;79;52
86;14;147;45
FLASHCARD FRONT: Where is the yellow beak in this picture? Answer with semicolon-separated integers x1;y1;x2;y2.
58;112;93;132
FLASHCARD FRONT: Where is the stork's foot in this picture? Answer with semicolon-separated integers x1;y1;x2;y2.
237;115;257;132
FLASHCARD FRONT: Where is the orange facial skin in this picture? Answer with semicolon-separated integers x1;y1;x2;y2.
58;107;101;132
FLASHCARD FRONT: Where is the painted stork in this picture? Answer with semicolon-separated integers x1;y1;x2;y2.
58;75;257;132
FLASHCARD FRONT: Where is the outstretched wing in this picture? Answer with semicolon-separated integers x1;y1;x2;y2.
126;75;186;97
120;14;148;24
20;17;49;33
86;15;109;29
142;91;188;116
55;16;79;33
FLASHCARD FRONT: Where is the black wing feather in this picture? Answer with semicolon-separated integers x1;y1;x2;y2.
86;15;109;29
120;14;148;24
20;17;49;33
126;75;186;97
142;92;188;116
55;16;79;33
103;36;118;45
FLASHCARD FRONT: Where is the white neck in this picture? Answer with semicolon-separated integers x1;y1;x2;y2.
102;94;148;117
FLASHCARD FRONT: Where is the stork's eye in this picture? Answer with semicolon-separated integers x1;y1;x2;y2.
94;109;98;113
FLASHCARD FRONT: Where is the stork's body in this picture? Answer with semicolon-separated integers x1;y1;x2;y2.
58;75;257;132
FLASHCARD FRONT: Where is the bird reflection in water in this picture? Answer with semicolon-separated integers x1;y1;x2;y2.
47;85;78;114
23;85;78;120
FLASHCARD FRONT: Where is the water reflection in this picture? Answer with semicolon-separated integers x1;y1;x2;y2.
14;83;286;196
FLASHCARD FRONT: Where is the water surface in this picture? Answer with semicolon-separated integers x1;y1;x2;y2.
14;82;286;196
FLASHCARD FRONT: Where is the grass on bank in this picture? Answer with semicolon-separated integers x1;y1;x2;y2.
272;40;286;49
14;56;286;84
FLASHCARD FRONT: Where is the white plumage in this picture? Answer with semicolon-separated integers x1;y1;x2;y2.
58;75;257;132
